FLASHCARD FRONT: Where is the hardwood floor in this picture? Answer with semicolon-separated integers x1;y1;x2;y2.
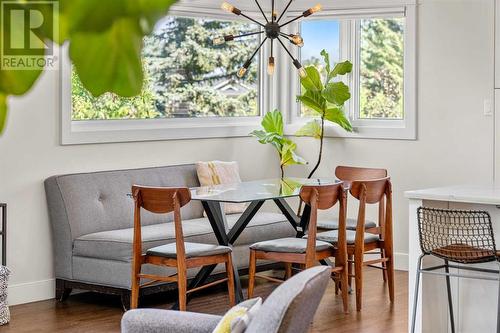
4;268;407;333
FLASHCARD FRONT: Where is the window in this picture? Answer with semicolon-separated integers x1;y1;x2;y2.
61;9;267;145
71;16;260;121
358;18;404;120
290;6;416;140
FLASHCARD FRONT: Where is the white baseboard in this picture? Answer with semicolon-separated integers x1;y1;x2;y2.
394;252;409;271
8;279;55;306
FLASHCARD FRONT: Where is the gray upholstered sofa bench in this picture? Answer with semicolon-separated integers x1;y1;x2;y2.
44;164;295;308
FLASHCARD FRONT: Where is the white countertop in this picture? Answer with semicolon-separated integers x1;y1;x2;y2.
404;184;500;205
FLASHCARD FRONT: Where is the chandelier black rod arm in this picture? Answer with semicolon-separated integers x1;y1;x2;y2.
277;36;296;61
271;39;274;57
254;0;269;23
245;37;269;66
240;12;265;28
277;0;294;23
279;32;292;40
272;0;275;22
232;31;264;39
280;14;304;28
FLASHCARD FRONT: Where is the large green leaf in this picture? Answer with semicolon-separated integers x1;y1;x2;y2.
323;82;351;106
295;120;322;139
297;90;326;115
330;61;353;77
320;49;331;74
261;110;283;135
281;139;307;167
61;0;177;35
70;18;144;97
0;94;6;135
324;108;353;132
0;69;43;96
300;66;323;92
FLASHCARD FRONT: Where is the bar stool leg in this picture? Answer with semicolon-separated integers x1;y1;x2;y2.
444;260;456;333
411;254;424;333
497;262;500;333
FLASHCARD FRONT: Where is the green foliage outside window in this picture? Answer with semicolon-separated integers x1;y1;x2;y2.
72;16;259;120
360;18;404;119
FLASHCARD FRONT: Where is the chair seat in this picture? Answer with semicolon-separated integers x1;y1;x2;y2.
431;243;498;263
249;238;333;253
317;217;377;230
146;242;231;259
304;230;380;245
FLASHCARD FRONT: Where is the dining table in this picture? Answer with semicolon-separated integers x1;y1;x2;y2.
182;177;339;306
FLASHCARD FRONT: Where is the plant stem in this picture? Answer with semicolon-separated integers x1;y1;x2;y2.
297;116;325;216
280;164;285;179
307;116;325;179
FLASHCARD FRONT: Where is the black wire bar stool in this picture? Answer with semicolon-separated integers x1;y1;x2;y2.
411;207;500;333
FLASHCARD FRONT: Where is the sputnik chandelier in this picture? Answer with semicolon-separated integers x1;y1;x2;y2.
214;1;322;78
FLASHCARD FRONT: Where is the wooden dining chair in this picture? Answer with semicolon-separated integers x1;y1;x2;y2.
318;166;389;285
247;183;350;313
130;185;235;311
312;177;394;311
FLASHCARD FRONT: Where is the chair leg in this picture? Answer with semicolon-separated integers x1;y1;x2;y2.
130;262;141;309
248;249;257;298
340;267;349;313
354;251;363;311
444;260;456;333
411;254;424;333
284;262;292;280
348;254;354;290
386;250;395;303
178;268;187;311
381;248;388;282
226;254;236;306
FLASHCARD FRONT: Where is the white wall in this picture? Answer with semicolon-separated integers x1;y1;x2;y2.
0;0;495;305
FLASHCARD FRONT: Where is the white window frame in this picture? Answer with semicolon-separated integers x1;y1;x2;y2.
283;5;417;140
60;5;271;145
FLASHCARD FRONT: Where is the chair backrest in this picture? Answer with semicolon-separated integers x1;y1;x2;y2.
349;177;392;246
300;183;347;267
131;186;191;260
246;266;330;333
417;207;497;264
335;165;387;184
336;165;388;227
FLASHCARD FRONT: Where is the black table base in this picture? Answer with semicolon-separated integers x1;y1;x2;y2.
172;198;309;309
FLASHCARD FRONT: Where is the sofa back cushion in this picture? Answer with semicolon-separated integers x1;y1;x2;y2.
45;164;203;239
245;266;330;333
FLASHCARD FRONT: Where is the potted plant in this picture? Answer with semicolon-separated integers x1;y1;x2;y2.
296;49;353;178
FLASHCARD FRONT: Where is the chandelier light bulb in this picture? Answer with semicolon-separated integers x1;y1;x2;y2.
237;67;248;78
268;57;275;75
310;4;322;13
221;2;241;15
213;36;225;45
291;34;304;47
298;67;308;79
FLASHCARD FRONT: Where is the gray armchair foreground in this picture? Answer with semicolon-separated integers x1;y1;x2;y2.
121;266;330;333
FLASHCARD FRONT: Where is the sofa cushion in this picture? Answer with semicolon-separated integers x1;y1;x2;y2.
73;212;296;262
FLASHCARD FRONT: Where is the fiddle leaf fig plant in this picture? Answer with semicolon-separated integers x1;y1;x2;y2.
0;0;178;135
251;110;307;178
296;49;353;178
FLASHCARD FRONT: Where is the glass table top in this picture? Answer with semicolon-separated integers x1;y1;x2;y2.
190;178;339;203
